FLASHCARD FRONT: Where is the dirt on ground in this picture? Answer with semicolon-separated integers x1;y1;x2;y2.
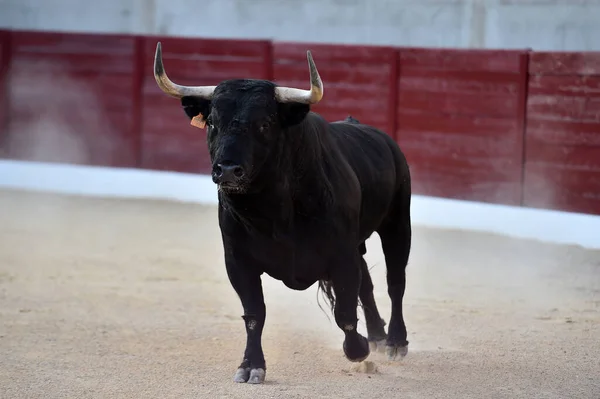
0;188;599;399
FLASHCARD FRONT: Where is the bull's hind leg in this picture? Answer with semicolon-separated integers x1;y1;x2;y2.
358;257;387;353
378;198;412;360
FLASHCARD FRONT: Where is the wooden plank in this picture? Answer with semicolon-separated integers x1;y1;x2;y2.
527;93;600;123
399;113;521;137
524;50;600;215
387;51;399;142
11;30;135;54
526;71;600;158
273;41;396;63
274;63;391;85
145;35;271;60
399;90;521;119
526;119;600;146
399;117;523;205
140;108;212;174
141;89;212;174
0;29;10;157
516;52;530;206
396;49;528;205
4;31;138;167
408;159;522;205
525;143;600;176
6;109;136;166
11;52;138;74
524;166;600;215
399;47;523;73
530;52;600;76
10;30;135;74
400;68;522;94
140;36;272;174
146;58;268;82
398;115;521;157
529;75;600;97
131;36;145;169
272;42;397;135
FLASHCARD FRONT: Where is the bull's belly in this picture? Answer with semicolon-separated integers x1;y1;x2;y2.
235;239;332;291
260;250;328;291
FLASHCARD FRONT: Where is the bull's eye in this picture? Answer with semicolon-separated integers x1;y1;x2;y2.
259;123;269;133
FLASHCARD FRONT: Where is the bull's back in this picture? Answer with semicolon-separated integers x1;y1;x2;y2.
328;120;408;236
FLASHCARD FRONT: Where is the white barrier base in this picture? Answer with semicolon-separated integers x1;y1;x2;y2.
1;159;599;250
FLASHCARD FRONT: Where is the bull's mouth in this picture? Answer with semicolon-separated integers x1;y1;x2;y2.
217;182;247;195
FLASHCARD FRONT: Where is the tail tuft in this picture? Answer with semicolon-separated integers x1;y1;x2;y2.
316;279;336;319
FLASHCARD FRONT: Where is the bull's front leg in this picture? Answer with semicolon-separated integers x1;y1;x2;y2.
331;254;370;362
225;259;267;384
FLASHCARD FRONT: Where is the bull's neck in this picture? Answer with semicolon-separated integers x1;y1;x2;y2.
221;118;333;224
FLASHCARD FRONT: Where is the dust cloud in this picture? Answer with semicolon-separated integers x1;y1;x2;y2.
5;57;123;166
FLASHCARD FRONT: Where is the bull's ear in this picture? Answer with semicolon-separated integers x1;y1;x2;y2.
181;96;211;120
278;102;310;128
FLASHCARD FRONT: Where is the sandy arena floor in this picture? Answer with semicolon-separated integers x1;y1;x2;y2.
0;188;599;398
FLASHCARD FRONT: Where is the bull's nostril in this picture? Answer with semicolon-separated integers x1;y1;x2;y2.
215;163;243;184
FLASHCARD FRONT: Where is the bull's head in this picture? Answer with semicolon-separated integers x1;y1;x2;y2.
153;42;324;194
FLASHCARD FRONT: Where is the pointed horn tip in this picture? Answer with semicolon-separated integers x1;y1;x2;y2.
305;50;322;92
306;50;315;64
155;43;162;59
154;42;164;76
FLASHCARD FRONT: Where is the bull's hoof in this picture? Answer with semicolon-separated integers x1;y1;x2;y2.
385;344;408;361
343;334;370;362
368;339;387;354
233;367;266;384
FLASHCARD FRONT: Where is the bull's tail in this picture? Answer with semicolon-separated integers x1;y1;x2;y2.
316;278;367;322
316;279;336;320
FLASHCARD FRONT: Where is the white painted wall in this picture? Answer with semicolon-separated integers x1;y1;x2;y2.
0;0;599;51
1;159;600;249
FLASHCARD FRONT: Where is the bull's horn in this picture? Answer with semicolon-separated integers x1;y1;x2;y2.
153;42;216;99
274;50;323;104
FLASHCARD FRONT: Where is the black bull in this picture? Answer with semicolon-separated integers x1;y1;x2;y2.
153;43;412;384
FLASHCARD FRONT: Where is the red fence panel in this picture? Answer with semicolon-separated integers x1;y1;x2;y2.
2;30;139;167
272;42;398;138
0;30;10;154
140;36;272;174
395;48;529;206
524;52;600;215
3;28;600;217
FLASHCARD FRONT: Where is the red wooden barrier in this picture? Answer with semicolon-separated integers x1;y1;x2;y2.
2;30;139;167
0;30;10;155
524;52;600;215
395;48;529;206
140;35;272;174
1;29;600;217
272;42;398;138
